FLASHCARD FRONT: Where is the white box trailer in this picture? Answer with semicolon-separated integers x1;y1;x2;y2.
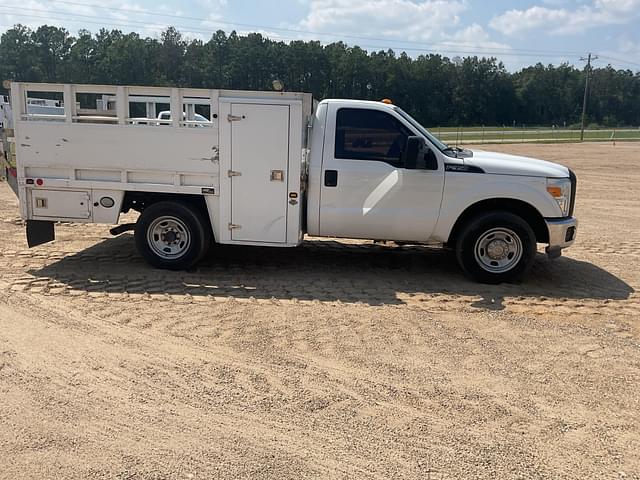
9;82;578;283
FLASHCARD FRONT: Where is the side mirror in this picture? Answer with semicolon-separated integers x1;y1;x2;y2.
403;136;438;170
403;136;424;169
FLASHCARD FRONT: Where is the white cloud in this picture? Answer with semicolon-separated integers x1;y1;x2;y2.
444;23;511;51
299;0;468;42
594;0;640;12
490;0;640;36
291;0;523;70
295;0;514;60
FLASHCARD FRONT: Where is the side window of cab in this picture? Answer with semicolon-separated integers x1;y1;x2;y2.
335;108;412;168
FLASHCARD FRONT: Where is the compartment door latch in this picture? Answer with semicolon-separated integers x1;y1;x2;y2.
270;170;284;182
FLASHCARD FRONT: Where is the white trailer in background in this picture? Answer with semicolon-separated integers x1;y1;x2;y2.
8;82;578;283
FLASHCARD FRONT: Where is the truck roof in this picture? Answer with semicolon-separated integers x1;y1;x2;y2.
319;99;395;109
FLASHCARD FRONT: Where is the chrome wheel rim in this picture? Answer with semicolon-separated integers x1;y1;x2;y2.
147;216;191;260
474;227;523;273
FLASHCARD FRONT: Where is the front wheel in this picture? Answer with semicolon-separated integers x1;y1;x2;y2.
455;211;537;284
135;201;211;270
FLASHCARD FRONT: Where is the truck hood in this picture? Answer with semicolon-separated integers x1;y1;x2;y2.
464;149;569;178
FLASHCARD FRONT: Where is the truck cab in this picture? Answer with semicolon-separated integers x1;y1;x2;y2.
307;100;445;242
6;82;577;284
306;99;577;282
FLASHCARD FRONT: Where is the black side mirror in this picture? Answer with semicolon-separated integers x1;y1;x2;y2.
403;136;424;169
403;136;438;170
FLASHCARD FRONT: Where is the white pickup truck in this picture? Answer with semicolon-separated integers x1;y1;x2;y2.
5;82;577;283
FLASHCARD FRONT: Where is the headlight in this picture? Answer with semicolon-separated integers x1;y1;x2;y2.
546;177;572;216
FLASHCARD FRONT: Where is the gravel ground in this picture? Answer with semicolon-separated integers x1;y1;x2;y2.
0;142;638;479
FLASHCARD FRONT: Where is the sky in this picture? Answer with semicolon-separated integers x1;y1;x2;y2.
0;0;639;72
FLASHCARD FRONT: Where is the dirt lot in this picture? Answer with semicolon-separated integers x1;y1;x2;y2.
0;142;638;479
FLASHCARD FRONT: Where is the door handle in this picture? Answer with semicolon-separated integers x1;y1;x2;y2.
324;170;338;187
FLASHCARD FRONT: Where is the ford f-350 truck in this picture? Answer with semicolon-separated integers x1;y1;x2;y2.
4;82;577;283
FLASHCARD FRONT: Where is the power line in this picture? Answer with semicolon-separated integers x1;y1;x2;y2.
597;54;640;69
0;7;585;60
0;3;592;57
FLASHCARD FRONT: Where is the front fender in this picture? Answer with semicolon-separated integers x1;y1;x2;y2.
433;173;562;243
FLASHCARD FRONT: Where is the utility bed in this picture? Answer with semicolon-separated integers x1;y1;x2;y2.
9;83;313;246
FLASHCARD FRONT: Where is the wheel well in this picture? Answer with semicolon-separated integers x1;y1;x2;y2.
122;191;206;214
447;198;549;246
122;191;212;231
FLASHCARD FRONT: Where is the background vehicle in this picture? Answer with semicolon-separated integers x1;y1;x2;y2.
157;110;209;124
131;111;210;126
6;82;577;283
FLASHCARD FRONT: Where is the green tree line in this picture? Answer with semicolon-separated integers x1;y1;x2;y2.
1;24;639;127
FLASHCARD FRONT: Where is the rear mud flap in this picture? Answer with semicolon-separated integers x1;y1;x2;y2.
26;220;55;247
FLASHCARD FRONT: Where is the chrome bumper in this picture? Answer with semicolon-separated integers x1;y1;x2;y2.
545;217;578;257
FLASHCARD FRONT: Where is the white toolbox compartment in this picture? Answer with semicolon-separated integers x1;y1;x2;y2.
30;189;91;219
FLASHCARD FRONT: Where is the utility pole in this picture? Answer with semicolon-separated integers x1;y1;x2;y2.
580;53;598;141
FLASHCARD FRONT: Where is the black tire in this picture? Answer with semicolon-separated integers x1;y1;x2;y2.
455;211;536;284
134;200;211;270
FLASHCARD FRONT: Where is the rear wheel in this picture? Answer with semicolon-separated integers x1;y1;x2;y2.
135;201;210;270
455;211;536;284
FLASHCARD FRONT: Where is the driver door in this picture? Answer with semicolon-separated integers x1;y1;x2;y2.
318;105;445;242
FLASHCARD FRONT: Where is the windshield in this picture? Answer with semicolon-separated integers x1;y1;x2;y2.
392;106;449;151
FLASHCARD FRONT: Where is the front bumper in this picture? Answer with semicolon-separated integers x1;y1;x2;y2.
545;217;577;257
